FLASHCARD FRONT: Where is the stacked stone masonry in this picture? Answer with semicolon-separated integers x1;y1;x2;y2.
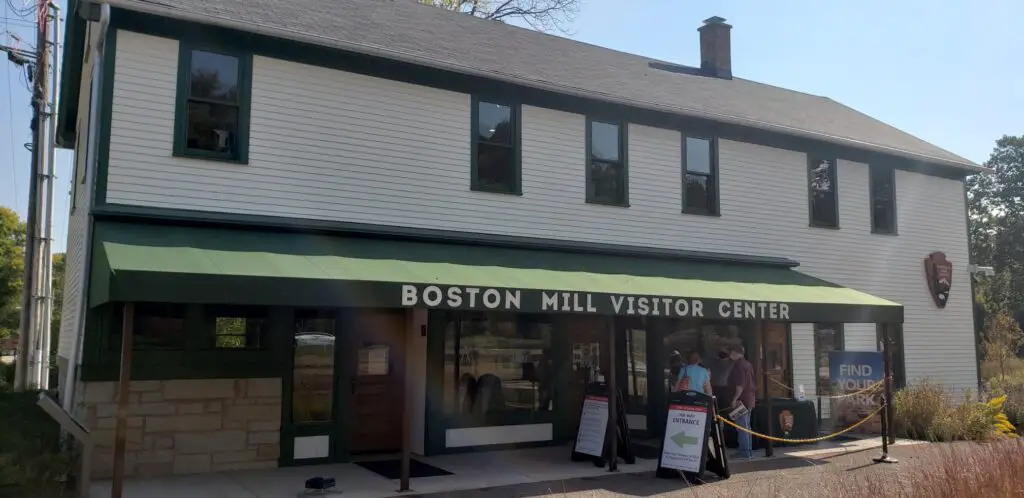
75;378;282;478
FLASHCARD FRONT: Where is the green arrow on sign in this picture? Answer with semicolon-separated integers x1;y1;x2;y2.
671;431;700;447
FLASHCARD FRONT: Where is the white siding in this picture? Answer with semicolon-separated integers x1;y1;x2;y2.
56;23;97;362
103;31;977;394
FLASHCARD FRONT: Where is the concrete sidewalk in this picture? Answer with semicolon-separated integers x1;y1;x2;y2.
89;436;921;498
412;441;933;498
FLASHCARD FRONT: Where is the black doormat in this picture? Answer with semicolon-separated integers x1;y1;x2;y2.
355;459;453;479
631;439;662;460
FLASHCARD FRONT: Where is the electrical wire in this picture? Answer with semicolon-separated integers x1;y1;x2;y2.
4;0;33;20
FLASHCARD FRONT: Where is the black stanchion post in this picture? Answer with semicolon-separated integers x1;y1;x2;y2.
873;323;898;464
816;394;822;432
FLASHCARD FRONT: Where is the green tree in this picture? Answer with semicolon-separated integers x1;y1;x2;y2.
982;312;1024;381
968;135;1024;329
0;207;26;340
420;0;582;34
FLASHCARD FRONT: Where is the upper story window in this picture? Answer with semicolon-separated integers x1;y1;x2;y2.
586;119;628;206
870;165;897;234
173;43;252;163
682;136;718;215
471;97;521;194
808;157;839;228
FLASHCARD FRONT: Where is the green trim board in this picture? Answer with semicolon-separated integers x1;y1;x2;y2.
60;7;974;181
172;40;253;164
94;25;117;207
55;0;87;147
87;221;903;323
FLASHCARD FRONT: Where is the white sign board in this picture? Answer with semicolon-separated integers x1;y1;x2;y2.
660;403;709;473
575;395;609;457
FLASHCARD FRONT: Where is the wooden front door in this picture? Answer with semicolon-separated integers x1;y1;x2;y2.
349;310;406;454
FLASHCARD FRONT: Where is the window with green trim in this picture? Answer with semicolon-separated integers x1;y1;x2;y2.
471;98;520;194
210;305;269;349
131;303;187;350
586;119;628;206
682;136;717;214
174;43;251;163
870;165;897;234
808;157;838;228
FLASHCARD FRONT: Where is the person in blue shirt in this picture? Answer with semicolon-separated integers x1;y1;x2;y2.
676;350;713;395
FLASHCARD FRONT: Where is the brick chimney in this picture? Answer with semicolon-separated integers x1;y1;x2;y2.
698;16;732;79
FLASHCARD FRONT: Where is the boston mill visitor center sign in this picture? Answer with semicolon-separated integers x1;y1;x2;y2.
401;284;793;320
397;284;902;324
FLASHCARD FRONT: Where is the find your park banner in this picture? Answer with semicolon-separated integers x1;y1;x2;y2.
828;350;884;434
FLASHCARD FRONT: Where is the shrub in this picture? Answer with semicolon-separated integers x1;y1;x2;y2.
988;375;1024;428
0;390;74;497
0;362;14;388
894;380;1017;442
892;379;947;440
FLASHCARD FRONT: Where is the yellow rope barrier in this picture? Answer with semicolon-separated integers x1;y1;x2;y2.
716;404;886;444
768;377;884;399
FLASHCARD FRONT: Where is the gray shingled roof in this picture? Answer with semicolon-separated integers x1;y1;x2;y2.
109;0;979;170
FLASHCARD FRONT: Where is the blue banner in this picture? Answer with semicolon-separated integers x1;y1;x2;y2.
828;350;884;433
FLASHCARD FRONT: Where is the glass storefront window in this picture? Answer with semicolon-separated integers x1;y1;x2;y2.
662;319;751;391
814;324;844;395
625;326;648;408
292;314;336;424
443;312;553;423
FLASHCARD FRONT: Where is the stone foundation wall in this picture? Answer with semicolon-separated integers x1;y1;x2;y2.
76;378;282;478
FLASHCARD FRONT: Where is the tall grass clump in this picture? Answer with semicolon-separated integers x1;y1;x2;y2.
893;379;1016;442
848;439;1024;498
0;389;75;497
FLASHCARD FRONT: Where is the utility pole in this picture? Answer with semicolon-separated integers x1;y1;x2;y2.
14;0;51;391
37;1;61;390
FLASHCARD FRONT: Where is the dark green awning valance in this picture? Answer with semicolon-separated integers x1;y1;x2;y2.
88;222;903;324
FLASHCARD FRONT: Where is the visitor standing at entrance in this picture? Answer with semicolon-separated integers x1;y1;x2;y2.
727;345;756;459
677;351;713;395
707;347;735;410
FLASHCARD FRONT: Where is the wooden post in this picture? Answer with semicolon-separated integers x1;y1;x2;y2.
399;311;413;492
607;318;618;472
111;303;134;498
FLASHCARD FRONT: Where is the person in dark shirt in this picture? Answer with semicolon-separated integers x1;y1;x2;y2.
726;344;756;459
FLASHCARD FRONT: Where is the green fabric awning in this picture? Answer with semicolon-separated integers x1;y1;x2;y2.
89;221;903;323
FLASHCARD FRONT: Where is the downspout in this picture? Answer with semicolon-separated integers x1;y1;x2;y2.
61;2;110;414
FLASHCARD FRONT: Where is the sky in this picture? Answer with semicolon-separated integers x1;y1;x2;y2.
2;0;1022;252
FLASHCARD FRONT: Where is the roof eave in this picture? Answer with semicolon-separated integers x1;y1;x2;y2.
55;0;87;149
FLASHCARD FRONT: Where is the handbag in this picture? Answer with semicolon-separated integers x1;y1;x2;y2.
676;365;692;392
